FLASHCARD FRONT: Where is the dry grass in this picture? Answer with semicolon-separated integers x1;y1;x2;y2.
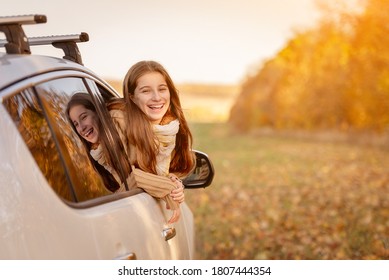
186;122;389;260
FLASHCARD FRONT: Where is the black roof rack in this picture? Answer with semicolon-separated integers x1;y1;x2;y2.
0;14;88;65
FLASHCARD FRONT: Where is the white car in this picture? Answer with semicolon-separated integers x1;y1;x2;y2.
0;14;214;260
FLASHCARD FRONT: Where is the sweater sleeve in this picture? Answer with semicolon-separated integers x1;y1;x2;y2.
132;167;180;210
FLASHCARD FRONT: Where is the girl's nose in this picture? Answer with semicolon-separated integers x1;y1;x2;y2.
80;121;88;132
151;90;162;101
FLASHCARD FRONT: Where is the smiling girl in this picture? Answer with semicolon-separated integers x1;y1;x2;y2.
122;60;195;179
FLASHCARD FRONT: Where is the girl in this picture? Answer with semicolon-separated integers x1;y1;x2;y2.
122;60;195;179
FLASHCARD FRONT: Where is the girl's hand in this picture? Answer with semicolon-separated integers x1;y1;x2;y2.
167;207;181;224
169;174;185;204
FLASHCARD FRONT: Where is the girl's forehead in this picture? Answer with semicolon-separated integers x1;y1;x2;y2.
69;104;88;118
137;72;166;85
70;103;86;112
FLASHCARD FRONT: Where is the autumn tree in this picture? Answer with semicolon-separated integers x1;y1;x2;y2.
230;0;389;133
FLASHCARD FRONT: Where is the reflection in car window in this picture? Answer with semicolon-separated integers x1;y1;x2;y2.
35;78;110;202
3;88;74;201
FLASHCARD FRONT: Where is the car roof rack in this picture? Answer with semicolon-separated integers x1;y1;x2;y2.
29;33;89;65
0;14;46;54
0;14;88;65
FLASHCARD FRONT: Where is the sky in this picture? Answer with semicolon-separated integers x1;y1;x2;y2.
2;0;342;85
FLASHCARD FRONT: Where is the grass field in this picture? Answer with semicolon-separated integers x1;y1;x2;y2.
185;122;389;260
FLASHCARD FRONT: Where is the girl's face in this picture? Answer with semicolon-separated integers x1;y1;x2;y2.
69;104;100;144
132;71;171;124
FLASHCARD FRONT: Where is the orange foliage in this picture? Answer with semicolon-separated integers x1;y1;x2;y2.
230;0;389;133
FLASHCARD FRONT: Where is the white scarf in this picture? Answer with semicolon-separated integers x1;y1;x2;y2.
90;145;122;186
153;119;180;176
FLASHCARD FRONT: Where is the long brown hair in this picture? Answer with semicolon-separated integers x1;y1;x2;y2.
123;60;195;176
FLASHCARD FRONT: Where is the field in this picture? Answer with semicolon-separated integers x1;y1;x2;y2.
178;83;239;123
185;122;389;260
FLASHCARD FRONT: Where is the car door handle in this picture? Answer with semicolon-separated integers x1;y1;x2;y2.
115;252;137;260
163;227;176;241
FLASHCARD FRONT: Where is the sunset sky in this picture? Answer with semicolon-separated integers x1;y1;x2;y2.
2;0;358;84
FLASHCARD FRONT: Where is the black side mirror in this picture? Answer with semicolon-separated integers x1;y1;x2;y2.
183;150;215;189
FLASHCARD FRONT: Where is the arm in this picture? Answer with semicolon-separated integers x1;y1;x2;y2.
132;167;181;224
132;167;180;210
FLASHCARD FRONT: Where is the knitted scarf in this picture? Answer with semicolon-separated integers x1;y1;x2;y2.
153;119;180;176
90;145;126;192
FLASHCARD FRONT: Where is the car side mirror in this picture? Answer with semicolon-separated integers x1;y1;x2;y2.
183;150;215;189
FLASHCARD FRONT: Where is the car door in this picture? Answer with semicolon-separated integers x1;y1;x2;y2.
1;72;193;259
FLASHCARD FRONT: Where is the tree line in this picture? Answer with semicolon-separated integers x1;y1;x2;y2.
229;0;389;133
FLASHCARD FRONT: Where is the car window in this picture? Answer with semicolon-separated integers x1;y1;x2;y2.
34;77;112;202
3;77;112;203
3;88;75;201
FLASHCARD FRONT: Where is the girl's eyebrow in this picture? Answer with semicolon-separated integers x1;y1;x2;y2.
138;85;150;91
78;111;87;118
138;83;168;90
74;111;87;123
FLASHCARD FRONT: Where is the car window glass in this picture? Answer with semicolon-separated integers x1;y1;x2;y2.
3;88;75;201
34;77;111;202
